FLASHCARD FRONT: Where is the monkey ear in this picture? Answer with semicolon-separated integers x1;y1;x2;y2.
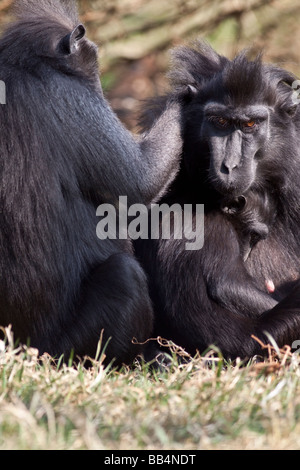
181;84;198;102
286;103;298;117
186;84;198;97
276;76;300;118
58;24;86;55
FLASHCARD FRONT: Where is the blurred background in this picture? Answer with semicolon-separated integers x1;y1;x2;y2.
0;0;299;130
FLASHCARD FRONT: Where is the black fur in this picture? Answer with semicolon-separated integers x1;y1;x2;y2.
135;41;300;359
0;0;185;365
221;191;276;262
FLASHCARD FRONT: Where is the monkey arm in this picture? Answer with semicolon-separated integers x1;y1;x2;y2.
137;97;184;204
207;262;278;316
72;90;183;208
203;215;277;316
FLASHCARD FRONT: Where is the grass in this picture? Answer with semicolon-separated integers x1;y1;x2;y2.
1;328;300;450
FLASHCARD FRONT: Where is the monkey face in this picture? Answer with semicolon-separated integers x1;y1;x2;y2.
201;103;270;196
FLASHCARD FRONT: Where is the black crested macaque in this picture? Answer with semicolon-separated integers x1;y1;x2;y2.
221;191;276;262
135;41;300;359
0;0;186;365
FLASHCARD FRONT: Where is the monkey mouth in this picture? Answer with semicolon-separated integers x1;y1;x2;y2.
209;174;242;196
214;180;250;198
209;168;253;197
221;195;247;214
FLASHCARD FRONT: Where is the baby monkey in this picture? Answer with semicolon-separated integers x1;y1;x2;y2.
221;192;276;293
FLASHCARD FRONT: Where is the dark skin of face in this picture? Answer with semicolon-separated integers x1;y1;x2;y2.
201;103;270;196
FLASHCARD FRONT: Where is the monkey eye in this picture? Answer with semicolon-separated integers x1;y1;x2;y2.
209;116;230;128
217;117;228;126
242;120;256;130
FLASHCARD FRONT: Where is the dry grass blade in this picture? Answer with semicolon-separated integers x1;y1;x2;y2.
250;335;296;375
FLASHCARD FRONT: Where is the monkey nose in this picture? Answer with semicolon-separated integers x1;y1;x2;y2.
221;161;238;174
